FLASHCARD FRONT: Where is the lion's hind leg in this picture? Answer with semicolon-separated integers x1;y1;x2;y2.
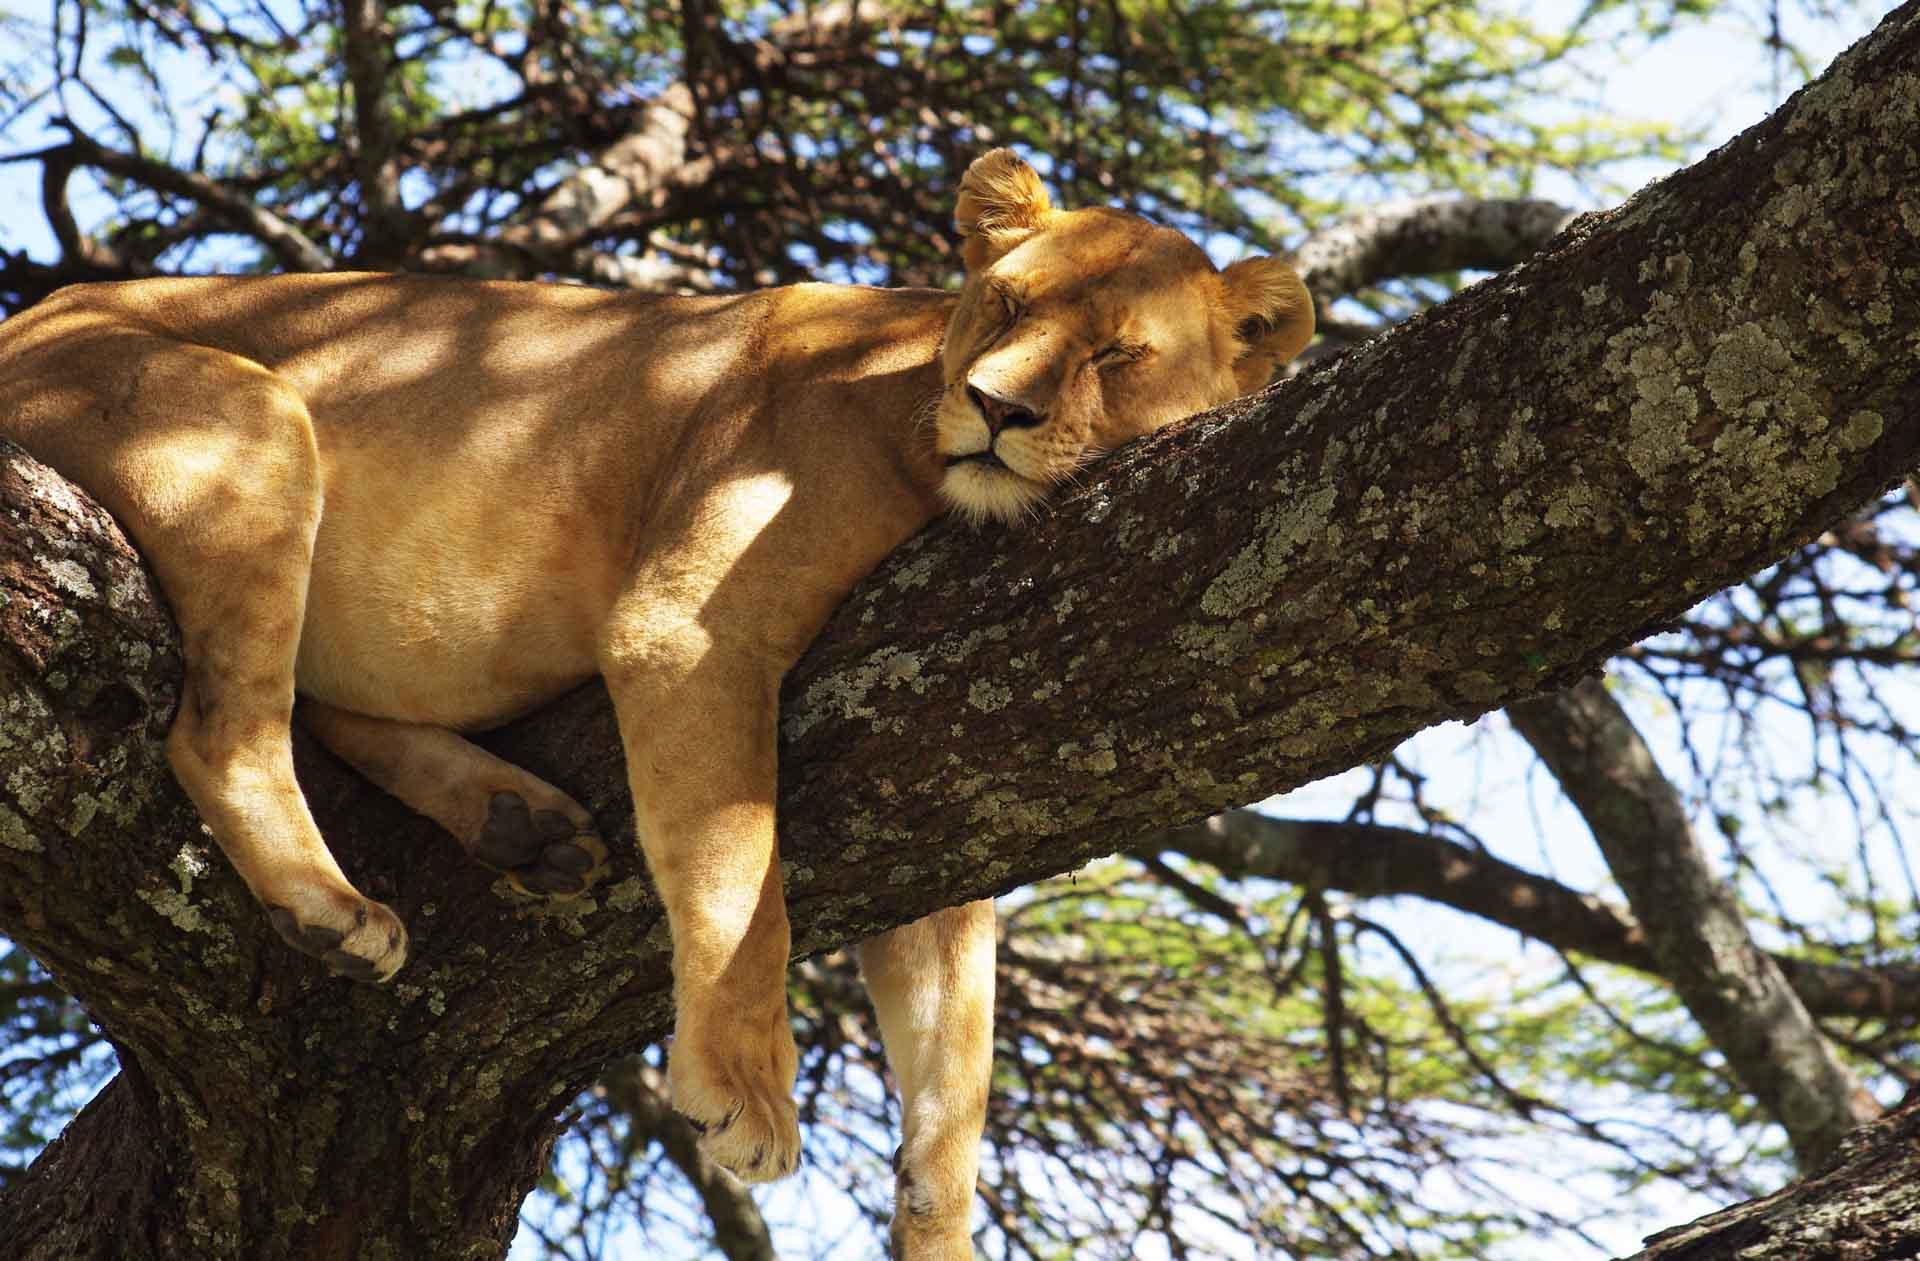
858;900;995;1260
12;332;408;980
300;701;608;897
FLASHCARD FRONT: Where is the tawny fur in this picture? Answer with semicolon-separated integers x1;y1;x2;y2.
0;149;1311;1257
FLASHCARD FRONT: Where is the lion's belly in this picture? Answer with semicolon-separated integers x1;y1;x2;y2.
294;590;598;731
293;444;620;731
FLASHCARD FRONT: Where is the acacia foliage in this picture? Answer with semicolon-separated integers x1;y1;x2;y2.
0;0;1694;301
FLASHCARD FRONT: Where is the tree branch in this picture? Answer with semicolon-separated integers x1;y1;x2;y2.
1622;1095;1920;1259
1509;681;1880;1166
53;130;333;272
340;0;409;262
603;1060;780;1261
1293;195;1578;304
412;87;718;287
1148;811;1920;1023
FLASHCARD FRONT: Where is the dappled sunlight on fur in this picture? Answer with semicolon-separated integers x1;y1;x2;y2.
0;145;1311;1259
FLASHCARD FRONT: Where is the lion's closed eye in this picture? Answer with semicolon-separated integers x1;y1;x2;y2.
1093;342;1149;372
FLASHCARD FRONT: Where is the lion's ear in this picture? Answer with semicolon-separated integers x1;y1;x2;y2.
954;149;1054;272
1220;256;1315;393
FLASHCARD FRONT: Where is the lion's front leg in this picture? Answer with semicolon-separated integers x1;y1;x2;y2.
605;647;800;1184
859;901;995;1260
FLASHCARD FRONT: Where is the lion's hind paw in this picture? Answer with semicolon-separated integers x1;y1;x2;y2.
475;790;609;898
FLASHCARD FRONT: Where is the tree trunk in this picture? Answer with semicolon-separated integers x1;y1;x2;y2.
1;3;1917;1254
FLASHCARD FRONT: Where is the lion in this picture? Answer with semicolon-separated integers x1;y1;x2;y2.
0;149;1311;1259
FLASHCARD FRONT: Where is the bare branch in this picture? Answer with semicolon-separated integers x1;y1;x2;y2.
1510;680;1881;1167
1151;811;1920;1022
602;1060;781;1261
340;0;408;262
1294;195;1578;305
509;84;701;253
53;130;333;272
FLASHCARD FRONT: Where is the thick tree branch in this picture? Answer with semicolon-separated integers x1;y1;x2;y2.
414;4;891;287
769;4;1919;956
418;85;712;284
1509;681;1880;1167
1293;195;1578;304
1150;811;1920;1023
1621;1095;1920;1259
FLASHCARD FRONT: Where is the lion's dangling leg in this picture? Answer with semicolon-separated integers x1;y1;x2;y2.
4;330;407;981
859;900;995;1261
300;701;608;897
600;638;802;1185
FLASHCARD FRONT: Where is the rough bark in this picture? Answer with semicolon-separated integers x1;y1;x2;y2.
0;4;1917;1256
1621;1094;1920;1260
1510;681;1880;1167
1152;811;1920;1022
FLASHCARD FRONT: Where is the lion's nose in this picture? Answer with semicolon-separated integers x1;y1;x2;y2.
967;385;1043;436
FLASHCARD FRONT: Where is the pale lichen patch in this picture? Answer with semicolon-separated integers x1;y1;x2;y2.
1703;321;1794;413
1617;340;1704;486
1148;530;1187;561
966;788;1062;835
879;650;927;692
0;802;43;853
967;680;1012;712
604;876;652;912
1492;407;1543;472
38;554;97;601
1199;483;1339;618
1840;410;1884;449
170;842;212;891
889;548;940;591
137;884;209;934
1542;477;1609;532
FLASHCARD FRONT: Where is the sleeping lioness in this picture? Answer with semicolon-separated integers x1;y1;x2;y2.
0;150;1310;1258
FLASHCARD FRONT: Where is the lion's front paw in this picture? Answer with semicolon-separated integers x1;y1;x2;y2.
265;889;407;982
670;1015;802;1183
474;791;609;898
887;1143;979;1259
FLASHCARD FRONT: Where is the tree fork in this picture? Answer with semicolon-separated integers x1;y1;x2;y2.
1;4;1917;1255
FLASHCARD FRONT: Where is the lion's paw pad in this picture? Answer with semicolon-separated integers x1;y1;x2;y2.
476;791;608;898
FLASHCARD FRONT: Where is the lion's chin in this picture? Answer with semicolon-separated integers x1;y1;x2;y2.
938;460;1049;524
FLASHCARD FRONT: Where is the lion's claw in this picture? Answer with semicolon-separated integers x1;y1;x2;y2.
265;895;406;982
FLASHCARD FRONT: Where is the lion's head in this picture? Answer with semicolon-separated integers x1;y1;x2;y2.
933;149;1314;523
